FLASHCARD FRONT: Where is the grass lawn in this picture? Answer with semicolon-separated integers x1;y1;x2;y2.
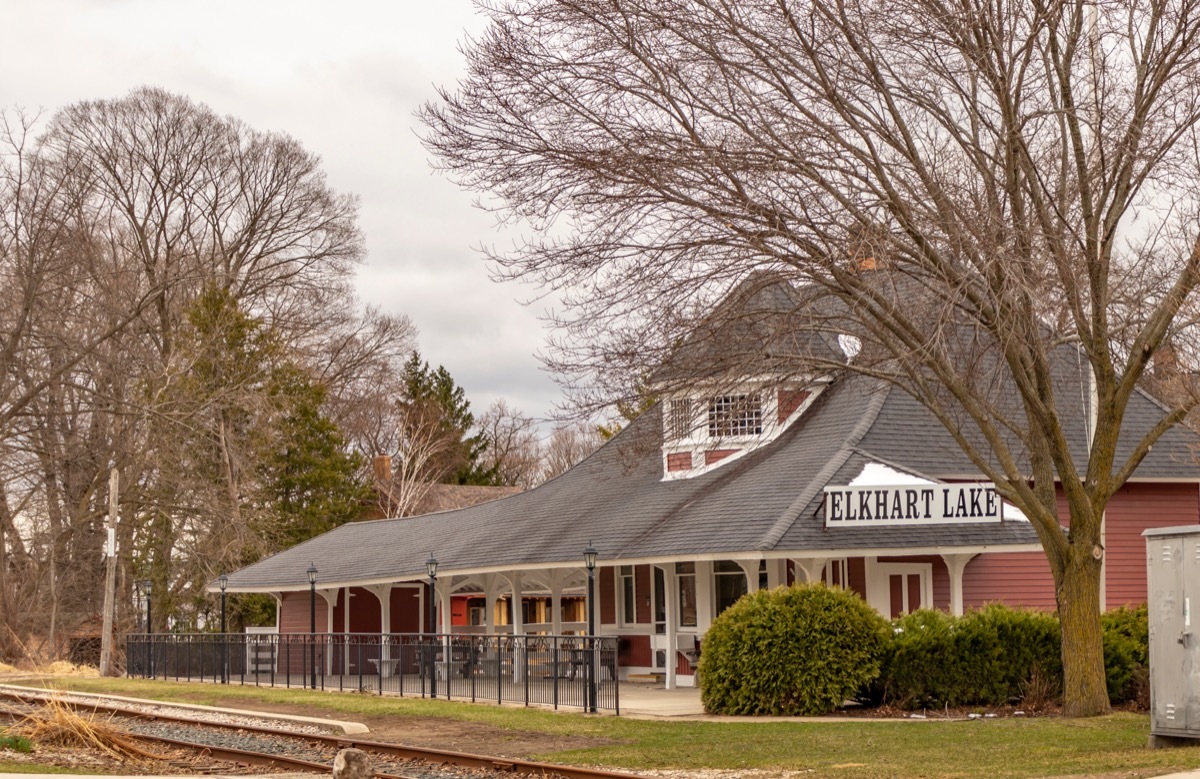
7;676;1200;778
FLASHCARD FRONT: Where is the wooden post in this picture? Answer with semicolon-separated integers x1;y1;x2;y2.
99;469;118;677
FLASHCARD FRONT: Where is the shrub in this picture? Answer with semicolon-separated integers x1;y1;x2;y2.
699;583;890;715
879;603;1060;708
1102;604;1149;704
878;609;962;708
955;603;1061;705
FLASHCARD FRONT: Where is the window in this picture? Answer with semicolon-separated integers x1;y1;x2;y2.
620;565;637;625
708;394;763;437
714;560;748;616
676;562;697;627
668;398;694;440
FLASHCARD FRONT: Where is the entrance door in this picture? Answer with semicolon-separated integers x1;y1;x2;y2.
888;573;923;619
869;562;931;619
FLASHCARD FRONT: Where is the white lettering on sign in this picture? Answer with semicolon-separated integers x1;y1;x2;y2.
824;483;1002;526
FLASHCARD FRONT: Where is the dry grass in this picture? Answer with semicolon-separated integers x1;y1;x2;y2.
10;696;164;763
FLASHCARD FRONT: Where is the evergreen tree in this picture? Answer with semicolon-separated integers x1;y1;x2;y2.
399;353;497;485
258;367;372;547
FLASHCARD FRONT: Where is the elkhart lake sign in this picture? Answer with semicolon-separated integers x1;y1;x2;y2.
824;483;1003;527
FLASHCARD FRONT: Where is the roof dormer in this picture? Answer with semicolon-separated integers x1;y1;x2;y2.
661;379;825;480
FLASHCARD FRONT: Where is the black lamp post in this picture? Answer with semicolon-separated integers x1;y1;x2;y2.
307;563;318;689
218;574;228;684
583;542;598;713
142;579;154;679
426;553;438;697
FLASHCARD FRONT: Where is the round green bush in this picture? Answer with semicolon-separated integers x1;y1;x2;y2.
698;583;890;715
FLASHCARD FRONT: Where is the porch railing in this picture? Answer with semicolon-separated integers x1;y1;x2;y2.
124;632;620;713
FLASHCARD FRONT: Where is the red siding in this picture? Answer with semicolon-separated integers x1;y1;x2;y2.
847;557;867;599
879;555;950;610
619;634;652;667
278;591;330;674
280;590;329;634
390;586;422;633
1104;482;1199;606
705;449;737;465
777;390;810;423
347;587;383;633
634;565;652;623
675;650;695;676
600;567;616;624
667;452;692;471
963;552;1057;611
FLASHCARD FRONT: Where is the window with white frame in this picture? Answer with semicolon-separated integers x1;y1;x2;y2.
667;398;695;440
620;565;637;625
676;562;698;627
714;560;748;615
708;394;763;437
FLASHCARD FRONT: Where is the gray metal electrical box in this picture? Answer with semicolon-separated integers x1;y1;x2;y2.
1144;526;1200;743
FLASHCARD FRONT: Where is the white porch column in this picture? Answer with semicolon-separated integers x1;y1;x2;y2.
794;557;829;584
365;585;393;634
940;553;977;616
319;590;336;674
509;572;525;681
365;584;393;677
766;559;787;589
549;570;563;635
479;574;498;632
439;583;453;633
737;560;761;593
659;564;678;690
696;561;715;633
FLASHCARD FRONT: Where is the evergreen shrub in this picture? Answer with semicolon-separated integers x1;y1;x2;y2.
879;604;1060;708
1101;604;1149;703
698;583;889;715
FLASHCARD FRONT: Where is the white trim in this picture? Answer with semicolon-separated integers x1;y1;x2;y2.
216;543;1045;594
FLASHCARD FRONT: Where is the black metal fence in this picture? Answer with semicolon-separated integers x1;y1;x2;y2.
125;632;620;713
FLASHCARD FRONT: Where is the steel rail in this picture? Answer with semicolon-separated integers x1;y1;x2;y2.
0;689;651;779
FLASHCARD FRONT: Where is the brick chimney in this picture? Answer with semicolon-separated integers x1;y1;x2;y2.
372;454;393;483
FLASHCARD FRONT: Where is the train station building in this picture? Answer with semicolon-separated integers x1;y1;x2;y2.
214;279;1200;690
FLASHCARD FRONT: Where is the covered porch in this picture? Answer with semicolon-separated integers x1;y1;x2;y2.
124;630;620;713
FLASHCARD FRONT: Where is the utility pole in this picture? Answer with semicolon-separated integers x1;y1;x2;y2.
98;468;118;677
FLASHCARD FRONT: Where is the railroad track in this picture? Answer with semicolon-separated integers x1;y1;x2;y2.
0;688;650;779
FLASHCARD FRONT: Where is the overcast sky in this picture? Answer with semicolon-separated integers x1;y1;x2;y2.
0;1;566;426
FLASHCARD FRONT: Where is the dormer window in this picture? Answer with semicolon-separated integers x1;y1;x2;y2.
662;382;824;480
668;398;695;440
708;394;762;437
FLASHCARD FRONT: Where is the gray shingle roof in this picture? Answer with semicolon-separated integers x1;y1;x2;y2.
223;373;1057;592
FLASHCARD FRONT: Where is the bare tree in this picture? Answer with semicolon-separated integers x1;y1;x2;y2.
0;88;396;655
423;0;1200;714
540;423;602;483
477;400;543;487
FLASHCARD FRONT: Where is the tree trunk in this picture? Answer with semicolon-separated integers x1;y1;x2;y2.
1056;546;1110;717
